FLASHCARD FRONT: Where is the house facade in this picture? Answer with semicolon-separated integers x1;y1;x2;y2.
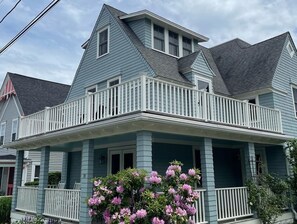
7;4;296;224
0;73;70;195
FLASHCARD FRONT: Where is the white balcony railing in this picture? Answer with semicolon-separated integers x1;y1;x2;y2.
19;76;282;139
16;186;38;213
216;187;252;221
43;188;80;221
191;189;207;224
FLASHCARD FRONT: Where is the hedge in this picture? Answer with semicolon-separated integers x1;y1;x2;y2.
0;196;12;223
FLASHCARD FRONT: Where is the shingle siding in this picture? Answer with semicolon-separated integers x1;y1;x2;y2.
67;8;152;101
68;151;82;188
192;52;214;77
266;146;287;178
258;92;274;108
128;19;152;48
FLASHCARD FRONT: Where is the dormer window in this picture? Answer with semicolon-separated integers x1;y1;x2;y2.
169;31;179;57
97;26;109;58
153;24;165;52
183;36;192;56
287;42;295;58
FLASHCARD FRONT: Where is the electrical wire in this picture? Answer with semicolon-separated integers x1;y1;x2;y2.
0;0;21;24
0;0;60;54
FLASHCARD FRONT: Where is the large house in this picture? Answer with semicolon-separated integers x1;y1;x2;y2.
7;4;297;224
0;73;70;195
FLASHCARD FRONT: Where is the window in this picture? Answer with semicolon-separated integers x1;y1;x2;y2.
109;149;135;174
11;119;18;142
153;24;165;52
33;165;40;181
183;36;192;56
169;30;179;56
97;26;109;57
287;42;295;58
108;77;121;116
86;86;97;94
197;80;210;92
0;122;6;145
292;87;297;117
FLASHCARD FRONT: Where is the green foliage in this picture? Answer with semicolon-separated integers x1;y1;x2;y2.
13;216;61;224
286;139;297;203
246;173;290;224
48;172;61;185
0;196;12;224
24;181;39;187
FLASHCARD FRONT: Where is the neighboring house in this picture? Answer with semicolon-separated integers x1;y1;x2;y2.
7;4;297;224
0;73;70;195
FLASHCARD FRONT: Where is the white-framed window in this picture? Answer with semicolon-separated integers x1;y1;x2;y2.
292;86;297;117
194;75;213;93
31;163;40;181
287;42;295;58
11;118;18;142
97;26;110;58
0;122;6;145
153;24;165;52
182;36;192;56
169;30;179;57
107;76;121;87
86;85;97;94
108;147;135;174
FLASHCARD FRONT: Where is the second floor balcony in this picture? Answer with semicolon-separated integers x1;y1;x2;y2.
18;75;283;139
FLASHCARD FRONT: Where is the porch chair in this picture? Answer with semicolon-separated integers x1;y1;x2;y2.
57;182;65;189
73;182;81;190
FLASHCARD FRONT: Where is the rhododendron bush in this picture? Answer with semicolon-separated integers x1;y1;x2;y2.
88;161;201;224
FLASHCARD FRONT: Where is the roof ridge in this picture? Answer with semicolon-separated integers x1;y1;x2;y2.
211;38;250;50
243;32;289;49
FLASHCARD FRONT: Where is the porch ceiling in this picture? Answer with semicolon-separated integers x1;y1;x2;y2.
5;112;292;150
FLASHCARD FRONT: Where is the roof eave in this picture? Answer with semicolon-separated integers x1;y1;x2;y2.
120;10;209;42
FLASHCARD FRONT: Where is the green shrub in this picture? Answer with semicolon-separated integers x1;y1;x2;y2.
48;172;61;185
24;181;39;187
0;196;12;223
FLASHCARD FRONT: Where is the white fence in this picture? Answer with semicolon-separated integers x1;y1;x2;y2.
16;187;38;213
191;189;207;224
216;187;252;221
19;76;282;138
43;188;80;221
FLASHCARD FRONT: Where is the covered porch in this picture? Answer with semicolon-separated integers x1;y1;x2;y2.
10;131;290;223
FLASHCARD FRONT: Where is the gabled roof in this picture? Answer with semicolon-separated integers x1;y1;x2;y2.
7;73;70;115
210;33;288;95
105;5;192;86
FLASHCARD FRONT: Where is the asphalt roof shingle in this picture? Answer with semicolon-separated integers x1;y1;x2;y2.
8;73;70;115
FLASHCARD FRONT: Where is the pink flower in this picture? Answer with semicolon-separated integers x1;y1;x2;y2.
168;188;176;194
151;171;158;177
186;205;197;215
116;185;124;193
152;217;165;224
132;171;139;177
88;209;97;217
188;169;196;176
182;184;192;194
176;207;187;216
136;209;147;218
103;210;111;223
88;196;102;206
130;214;136;222
166;169;175;177
93;180;101;186
165;205;173;215
180;173;188;180
149;176;161;184
111;197;121;205
120;208;131;216
168;165;181;172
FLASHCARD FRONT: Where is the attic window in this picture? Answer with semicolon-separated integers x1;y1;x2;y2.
97;26;109;58
169;30;179;56
153;24;165;52
287;42;295;58
182;36;192;56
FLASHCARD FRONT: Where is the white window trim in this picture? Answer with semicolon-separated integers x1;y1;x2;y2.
151;23;193;58
11;118;18;142
291;85;297;118
194;75;213;93
0;122;6;145
107;146;136;174
107;76;121;87
85;85;98;94
97;26;110;59
31;162;40;182
287;42;295;58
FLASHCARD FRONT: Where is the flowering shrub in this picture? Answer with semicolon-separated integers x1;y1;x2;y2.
88;161;201;224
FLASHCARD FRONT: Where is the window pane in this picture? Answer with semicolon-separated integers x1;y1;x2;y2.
198;80;209;92
109;79;119;87
99;30;108;44
34;165;40;180
124;153;133;169
154;24;165;51
248;99;256;104
111;154;120;174
169;31;179;56
98;29;108;56
183;36;192;56
293;88;297;116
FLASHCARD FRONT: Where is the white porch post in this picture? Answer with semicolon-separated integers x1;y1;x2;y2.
136;131;152;173
243;142;256;180
79;139;94;224
200;138;217;224
11;150;24;211
36;146;50;215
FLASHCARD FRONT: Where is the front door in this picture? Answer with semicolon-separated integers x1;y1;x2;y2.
109;149;135;174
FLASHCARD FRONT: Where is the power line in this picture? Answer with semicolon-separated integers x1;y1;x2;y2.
0;0;60;54
0;0;21;24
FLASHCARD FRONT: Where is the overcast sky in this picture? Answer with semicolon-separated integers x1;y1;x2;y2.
0;0;296;86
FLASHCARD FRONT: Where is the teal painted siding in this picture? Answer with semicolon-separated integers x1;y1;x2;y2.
258;92;274;108
68;151;81;188
67;7;153;101
192;52;214;77
272;36;297;137
152;143;193;175
128;18;151;48
266;146;287;178
213;148;243;187
93;148;107;177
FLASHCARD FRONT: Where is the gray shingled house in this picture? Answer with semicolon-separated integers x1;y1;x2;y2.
0;72;70;195
7;4;297;224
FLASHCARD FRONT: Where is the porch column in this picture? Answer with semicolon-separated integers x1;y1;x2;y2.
200;138;217;224
79;139;94;224
11;150;24;211
61;152;69;184
36;146;50;215
136;131;152;173
243;142;256;180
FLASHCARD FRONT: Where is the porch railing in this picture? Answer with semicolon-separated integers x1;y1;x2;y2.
216;187;252;221
16;186;38;213
191;189;207;224
19;75;283;139
43;188;80;221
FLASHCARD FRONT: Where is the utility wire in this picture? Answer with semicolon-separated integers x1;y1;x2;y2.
0;0;60;54
0;0;21;24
